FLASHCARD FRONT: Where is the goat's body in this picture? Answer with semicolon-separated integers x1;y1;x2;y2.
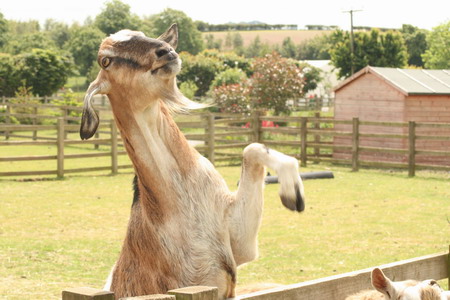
81;25;304;299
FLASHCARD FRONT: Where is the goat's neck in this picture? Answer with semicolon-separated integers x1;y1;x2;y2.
109;92;197;204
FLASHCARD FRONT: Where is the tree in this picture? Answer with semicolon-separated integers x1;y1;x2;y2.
2;32;58;55
7;20;40;35
44;19;71;48
94;0;141;35
65;26;104;76
0;12;8;49
297;34;331;60
379;31;408;67
400;24;428;67
249;52;305;115
280;37;296;58
330;29;408;78
15;49;75;96
245;36;271;58
297;62;322;95
422;21;450;69
0;53;20;96
148;8;204;54
204;34;222;50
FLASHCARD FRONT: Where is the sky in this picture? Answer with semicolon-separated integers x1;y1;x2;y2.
1;0;449;31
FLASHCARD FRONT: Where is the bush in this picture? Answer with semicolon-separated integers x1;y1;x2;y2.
53;88;82;123
201;49;252;76
211;83;250;114
15;49;75;96
9;84;40;125
178;51;225;97
179;80;198;99
250;52;305;115
210;68;247;90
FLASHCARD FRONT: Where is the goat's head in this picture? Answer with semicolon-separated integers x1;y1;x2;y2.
80;24;182;140
371;268;443;300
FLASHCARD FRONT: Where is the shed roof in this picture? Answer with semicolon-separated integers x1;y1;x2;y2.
334;66;450;95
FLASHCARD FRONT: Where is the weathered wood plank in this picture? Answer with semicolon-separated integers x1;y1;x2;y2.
0;155;57;161
62;287;114;300
119;295;175;300
168;286;218;300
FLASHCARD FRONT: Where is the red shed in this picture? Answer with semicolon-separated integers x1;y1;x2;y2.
333;66;450;167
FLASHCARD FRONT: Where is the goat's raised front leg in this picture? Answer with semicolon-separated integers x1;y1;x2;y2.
228;143;305;266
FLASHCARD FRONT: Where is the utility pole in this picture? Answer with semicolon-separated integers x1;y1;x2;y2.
343;9;362;75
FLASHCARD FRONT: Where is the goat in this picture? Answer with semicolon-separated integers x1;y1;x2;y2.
79;24;305;299
345;268;444;300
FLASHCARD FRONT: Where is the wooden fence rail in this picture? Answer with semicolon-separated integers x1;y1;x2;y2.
0;118;131;177
62;249;449;300
1;112;450;178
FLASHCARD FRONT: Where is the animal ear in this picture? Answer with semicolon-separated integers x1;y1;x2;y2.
80;81;108;140
371;268;393;297
157;23;178;50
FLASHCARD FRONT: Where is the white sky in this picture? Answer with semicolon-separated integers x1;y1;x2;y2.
1;0;449;31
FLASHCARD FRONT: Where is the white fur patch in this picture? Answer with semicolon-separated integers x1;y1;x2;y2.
99;49;116;57
109;30;145;42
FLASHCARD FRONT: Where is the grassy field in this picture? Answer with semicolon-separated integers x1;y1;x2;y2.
1;163;449;299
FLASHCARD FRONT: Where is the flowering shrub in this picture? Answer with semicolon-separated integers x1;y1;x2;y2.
211;83;250;114
249;52;305;115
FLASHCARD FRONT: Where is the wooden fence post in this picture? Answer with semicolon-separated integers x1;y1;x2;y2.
168;286;218;300
206;113;215;165
5;103;11;140
61;107;69;139
408;121;416;177
57;118;65;178
447;245;450;289
62;287;114;300
94;110;101;149
352;117;360;172
32;106;38;140
252;110;261;143
300;117;307;167
313;112;321;163
111;120;118;175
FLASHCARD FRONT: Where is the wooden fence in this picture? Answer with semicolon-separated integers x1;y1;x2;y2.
62;249;449;300
1;111;450;178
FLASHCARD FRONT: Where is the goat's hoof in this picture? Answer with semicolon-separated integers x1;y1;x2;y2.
280;184;305;212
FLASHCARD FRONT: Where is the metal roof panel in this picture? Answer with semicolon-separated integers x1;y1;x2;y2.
370;67;450;94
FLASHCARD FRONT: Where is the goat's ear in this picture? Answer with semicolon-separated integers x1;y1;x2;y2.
157;23;178;50
371;268;394;298
80;81;107;140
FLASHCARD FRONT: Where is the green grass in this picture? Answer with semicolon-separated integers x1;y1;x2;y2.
1;165;449;299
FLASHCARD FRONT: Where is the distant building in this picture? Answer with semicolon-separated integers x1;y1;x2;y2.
333;66;450;166
305;25;339;30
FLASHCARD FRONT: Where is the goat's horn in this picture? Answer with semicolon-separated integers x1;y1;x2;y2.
80;83;102;140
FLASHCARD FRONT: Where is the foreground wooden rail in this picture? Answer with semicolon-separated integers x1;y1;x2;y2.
63;250;449;300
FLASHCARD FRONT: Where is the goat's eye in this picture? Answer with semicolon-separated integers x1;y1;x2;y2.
101;57;111;68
